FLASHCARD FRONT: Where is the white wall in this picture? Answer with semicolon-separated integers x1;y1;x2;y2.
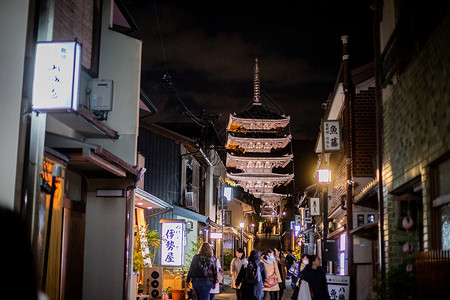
0;0;29;209
87;0;142;166
83;192;127;300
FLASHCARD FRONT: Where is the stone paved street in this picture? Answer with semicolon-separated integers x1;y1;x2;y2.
216;233;293;300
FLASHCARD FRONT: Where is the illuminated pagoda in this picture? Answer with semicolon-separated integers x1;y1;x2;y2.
226;58;294;215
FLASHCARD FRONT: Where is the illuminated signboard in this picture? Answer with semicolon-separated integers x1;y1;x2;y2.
160;220;184;267
322;120;341;152
32;41;81;111
210;232;223;239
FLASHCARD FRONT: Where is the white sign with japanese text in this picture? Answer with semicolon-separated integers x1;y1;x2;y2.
160;221;184;267
310;198;320;215
326;274;350;300
323;120;342;152
32;41;81;111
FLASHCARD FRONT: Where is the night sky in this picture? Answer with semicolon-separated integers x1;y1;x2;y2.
125;0;374;188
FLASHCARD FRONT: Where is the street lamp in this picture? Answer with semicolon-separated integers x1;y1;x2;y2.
220;186;232;277
317;168;331;270
239;221;245;248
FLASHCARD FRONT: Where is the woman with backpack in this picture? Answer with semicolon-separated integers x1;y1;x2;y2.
261;249;282;300
230;248;247;300
186;243;217;300
236;249;267;300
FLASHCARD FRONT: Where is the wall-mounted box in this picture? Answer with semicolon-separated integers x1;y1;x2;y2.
90;79;113;111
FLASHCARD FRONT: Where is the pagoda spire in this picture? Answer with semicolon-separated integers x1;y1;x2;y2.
253;58;261;105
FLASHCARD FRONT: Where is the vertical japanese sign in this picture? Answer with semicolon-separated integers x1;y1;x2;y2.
310;198;320;215
160;220;184;267
323;120;341;152
32;41;81;111
326;275;350;300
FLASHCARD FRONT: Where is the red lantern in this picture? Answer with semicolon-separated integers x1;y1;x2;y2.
406;264;413;272
403;242;414;254
402;216;414;231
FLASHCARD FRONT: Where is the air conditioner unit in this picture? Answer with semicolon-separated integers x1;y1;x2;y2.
185;192;197;210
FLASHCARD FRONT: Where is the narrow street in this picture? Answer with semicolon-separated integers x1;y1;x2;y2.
216;233;293;300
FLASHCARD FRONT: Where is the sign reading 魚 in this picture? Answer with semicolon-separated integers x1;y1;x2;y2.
32;41;81;111
323;120;341;152
160;220;184;267
310;198;320;215
326;275;350;300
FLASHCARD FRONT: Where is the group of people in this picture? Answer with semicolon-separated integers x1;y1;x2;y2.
187;243;329;300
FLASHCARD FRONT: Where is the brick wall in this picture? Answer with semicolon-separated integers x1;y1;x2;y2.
352;87;377;177
381;14;450;269
53;0;94;70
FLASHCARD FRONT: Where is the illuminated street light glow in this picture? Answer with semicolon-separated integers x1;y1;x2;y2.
318;169;331;183
239;222;245;228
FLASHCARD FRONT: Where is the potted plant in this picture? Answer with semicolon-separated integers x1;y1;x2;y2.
133;225;161;291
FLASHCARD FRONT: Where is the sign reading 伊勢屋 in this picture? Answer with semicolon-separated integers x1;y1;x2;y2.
160;220;184;267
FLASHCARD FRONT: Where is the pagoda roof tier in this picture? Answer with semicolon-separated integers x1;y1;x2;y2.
227;172;294;194
227;114;290;133
254;192;287;201
226;153;293;173
226;135;291;153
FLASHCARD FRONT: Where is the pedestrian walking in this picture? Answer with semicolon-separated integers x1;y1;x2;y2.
236;249;267;300
186;243;218;300
209;255;223;300
300;255;330;300
231;248;247;300
261;249;282;300
288;254;308;299
285;249;297;277
274;247;287;300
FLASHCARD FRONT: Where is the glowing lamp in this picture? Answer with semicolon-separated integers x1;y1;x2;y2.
318;169;331;183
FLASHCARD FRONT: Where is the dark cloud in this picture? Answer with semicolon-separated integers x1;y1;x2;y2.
127;0;374;140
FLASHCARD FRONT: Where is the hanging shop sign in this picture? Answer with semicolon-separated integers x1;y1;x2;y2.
32;41;81;112
322;120;342;152
160;220;184;267
326;275;350;300
310;198;320;215
210;232;223;239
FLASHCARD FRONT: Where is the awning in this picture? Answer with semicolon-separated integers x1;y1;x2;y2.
135;188;172;210
328;226;346;239
173;205;208;224
223;226;240;237
45;132;138;178
350;221;379;240
208;220;221;229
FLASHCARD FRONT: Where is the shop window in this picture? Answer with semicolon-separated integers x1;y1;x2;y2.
431;155;450;250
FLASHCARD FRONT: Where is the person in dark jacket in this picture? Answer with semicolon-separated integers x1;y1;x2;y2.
300;255;330;300
187;243;218;300
236;249;267;300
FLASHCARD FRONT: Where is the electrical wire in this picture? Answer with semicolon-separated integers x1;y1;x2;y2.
153;0;169;75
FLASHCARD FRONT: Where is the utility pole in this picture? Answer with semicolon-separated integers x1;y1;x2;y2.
342;35;354;298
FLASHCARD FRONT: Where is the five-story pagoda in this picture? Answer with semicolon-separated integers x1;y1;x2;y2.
226;59;294;216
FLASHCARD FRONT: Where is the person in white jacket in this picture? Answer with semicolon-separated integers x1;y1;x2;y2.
230;248;246;300
209;256;223;300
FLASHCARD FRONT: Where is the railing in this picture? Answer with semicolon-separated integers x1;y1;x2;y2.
416;250;450;299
